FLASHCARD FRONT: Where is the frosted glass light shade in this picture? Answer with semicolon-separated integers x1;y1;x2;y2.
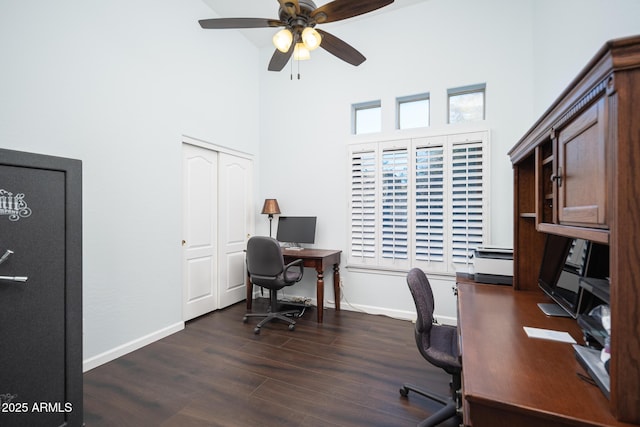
273;29;293;52
293;43;310;60
301;27;322;51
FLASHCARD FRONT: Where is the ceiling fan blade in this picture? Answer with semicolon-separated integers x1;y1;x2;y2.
199;18;283;29
311;0;394;24
316;29;366;66
277;0;300;17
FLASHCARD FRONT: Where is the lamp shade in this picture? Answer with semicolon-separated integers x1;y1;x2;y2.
261;199;281;215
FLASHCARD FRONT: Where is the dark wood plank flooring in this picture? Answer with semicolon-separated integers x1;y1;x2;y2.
84;299;459;426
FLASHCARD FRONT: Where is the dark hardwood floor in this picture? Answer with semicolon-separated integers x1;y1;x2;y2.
84;299;460;426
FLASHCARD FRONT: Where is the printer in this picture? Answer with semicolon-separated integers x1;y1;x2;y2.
472;246;513;285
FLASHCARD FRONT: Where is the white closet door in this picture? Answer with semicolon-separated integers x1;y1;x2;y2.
182;143;218;320
217;152;253;309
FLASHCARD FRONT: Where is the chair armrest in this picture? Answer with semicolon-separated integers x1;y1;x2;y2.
284;258;304;281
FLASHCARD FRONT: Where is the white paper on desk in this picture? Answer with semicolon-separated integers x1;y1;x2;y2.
523;327;577;343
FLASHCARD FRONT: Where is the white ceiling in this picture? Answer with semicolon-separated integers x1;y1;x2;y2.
199;0;428;48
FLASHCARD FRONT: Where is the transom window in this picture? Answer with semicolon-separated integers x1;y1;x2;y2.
352;100;381;135
396;93;430;129
448;84;486;124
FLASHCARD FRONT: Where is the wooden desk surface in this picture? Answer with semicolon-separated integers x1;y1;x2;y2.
282;248;341;259
458;283;634;427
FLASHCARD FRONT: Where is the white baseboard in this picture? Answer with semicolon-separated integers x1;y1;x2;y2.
83;321;184;372
326;300;457;325
253;291;458;326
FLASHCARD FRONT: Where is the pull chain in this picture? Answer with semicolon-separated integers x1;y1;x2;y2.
289;57;302;80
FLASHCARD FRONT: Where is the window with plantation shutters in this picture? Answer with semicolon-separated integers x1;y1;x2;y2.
450;139;485;264
381;147;409;262
348;131;489;274
414;142;445;265
350;146;377;262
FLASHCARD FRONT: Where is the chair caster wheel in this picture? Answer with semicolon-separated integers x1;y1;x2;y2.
399;387;409;397
254;327;261;334
288;324;295;331
242;316;248;323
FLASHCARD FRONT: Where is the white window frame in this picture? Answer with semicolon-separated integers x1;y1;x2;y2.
347;130;490;275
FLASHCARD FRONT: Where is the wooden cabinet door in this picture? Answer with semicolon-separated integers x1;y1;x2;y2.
557;97;607;227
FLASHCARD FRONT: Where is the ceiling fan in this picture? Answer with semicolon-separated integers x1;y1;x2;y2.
199;0;395;72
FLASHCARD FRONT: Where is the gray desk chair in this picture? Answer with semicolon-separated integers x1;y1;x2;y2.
243;236;304;334
400;268;462;427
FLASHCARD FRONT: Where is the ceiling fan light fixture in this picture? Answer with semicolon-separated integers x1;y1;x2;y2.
301;27;322;51
273;28;293;52
293;43;311;60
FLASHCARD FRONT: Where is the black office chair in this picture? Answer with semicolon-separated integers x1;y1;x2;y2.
243;236;304;334
400;268;462;427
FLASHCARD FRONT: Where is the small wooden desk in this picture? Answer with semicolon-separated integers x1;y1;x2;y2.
457;283;634;427
246;248;341;323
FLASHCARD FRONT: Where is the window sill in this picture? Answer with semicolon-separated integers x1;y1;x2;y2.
345;264;456;281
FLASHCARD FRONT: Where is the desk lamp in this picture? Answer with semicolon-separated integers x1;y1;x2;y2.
261;198;281;237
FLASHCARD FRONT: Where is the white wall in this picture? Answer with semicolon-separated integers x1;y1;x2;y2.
532;0;640;116
257;0;640;324
0;0;261;368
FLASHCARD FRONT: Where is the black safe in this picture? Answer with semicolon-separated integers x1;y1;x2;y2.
0;148;82;426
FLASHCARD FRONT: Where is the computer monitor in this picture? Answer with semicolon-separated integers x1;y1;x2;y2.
538;235;609;318
276;216;317;249
537;234;576;317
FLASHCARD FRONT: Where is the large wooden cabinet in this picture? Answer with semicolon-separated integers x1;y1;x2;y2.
509;35;640;424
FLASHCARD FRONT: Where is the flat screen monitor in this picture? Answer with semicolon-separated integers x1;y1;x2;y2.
538;235;609;318
276;216;317;247
538;235;586;318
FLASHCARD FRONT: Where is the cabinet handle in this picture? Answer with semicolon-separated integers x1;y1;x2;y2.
0;249;28;282
550;167;563;187
0;249;13;266
0;276;28;283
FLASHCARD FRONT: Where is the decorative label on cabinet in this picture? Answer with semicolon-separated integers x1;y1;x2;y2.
0;189;32;221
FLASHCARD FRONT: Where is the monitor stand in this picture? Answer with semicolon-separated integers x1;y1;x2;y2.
285;243;304;251
537;303;572;317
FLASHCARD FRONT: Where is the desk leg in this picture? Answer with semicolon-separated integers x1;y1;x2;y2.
316;269;324;323
333;263;340;311
246;274;253;311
